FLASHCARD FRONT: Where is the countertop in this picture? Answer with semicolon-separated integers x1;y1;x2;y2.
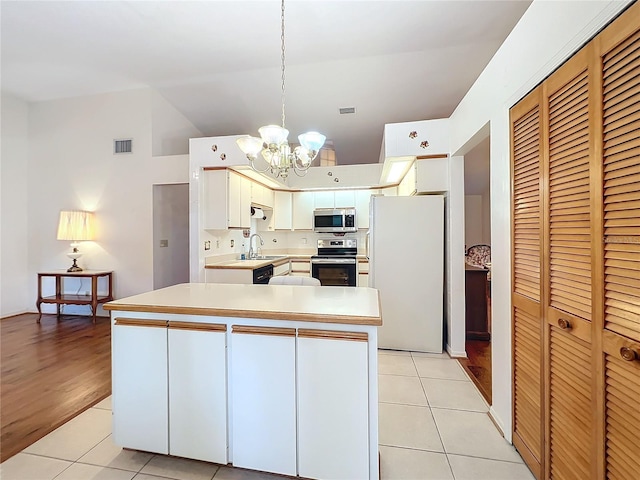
205;254;369;270
104;282;382;325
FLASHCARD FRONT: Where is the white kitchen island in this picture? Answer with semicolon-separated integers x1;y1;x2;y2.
104;282;381;480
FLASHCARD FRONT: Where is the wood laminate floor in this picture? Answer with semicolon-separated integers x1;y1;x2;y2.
0;313;111;463
457;340;492;404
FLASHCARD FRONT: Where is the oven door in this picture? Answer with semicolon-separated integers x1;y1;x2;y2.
311;258;357;286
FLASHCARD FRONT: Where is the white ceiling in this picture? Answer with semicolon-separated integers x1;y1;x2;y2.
1;0;531;165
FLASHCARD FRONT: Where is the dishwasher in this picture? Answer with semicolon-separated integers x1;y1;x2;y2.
252;264;274;284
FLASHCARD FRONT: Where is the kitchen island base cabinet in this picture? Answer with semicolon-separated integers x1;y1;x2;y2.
297;331;370;480
168;324;227;464
112;319;168;454
230;327;297;476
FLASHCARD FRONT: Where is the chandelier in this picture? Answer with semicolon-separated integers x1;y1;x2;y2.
236;0;326;179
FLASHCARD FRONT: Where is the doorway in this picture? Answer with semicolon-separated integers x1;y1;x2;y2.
153;183;189;290
459;136;492;403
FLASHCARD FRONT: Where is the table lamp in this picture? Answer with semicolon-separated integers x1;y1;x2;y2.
57;210;95;272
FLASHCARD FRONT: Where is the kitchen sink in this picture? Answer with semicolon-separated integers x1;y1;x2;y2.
249;255;286;260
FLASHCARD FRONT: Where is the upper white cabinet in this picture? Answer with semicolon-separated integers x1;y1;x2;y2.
334;190;356;208
415;157;449;193
355;190;377;229
398;163;417;196
251;182;274;209
112;319;168;454
292;191;315;230
228;171;252;228
231;326;297;476
313;190;334;208
204;170;251;230
314;190;356;209
168;323;227;464
274;191;293;230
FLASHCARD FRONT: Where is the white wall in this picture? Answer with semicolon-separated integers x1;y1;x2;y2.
151;91;203;156
464;195;484;248
448;0;632;440
1;94;30;317
3;88;196;315
482;191;491;245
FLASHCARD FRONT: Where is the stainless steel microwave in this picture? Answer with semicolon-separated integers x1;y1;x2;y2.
313;208;357;233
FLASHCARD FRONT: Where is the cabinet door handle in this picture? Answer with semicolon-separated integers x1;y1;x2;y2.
557;318;571;330
620;346;638;362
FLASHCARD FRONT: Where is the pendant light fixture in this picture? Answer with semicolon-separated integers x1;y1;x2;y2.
236;0;326;179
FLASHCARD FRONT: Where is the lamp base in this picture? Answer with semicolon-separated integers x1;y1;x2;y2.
67;259;83;272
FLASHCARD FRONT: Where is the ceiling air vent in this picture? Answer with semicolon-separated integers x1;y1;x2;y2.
339;107;356;115
114;139;132;154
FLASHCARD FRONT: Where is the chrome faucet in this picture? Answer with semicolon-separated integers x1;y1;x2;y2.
248;234;264;259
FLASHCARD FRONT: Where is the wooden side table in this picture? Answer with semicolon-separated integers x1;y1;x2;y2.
36;270;113;323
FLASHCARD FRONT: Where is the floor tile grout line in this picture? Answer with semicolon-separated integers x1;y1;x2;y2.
378;443;446;455
379;400;430;407
446;452;528;465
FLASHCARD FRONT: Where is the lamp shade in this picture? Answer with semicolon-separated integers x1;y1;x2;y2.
57;210;95;241
298;131;326;152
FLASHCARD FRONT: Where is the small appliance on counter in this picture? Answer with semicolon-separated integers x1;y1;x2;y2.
311;239;358;286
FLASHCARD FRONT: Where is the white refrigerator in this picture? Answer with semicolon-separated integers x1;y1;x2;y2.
368;195;444;353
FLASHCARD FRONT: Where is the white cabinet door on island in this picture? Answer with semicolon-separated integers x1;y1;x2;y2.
297;330;370;480
231;326;297;476
168;322;227;464
112;318;168;454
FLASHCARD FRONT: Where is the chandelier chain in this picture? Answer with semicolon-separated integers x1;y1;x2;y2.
280;0;286;129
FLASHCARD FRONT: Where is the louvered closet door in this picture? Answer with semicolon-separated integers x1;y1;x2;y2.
600;13;640;344
510;86;544;480
543;45;595;480
602;331;640;480
597;6;640;479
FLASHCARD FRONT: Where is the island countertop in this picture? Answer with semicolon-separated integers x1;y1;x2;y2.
104;282;382;326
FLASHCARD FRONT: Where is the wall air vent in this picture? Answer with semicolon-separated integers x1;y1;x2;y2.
339;107;356;115
114;139;132;154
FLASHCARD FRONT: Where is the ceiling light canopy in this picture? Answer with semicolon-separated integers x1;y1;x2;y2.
236;0;325;179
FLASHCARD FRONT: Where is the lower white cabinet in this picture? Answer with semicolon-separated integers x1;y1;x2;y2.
112;319;168;454
230;326;297;476
297;331;370;480
290;259;311;276
168;323;227;464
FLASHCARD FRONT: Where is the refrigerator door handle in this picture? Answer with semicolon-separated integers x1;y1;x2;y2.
365;232;370;260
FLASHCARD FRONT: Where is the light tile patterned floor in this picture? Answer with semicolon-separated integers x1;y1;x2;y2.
0;351;535;480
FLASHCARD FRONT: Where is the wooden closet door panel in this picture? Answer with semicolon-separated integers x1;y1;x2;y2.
511;86;543;480
513;298;543;477
543;45;596;480
600;11;640;343
548;319;593;480
602;331;640;480
513;99;543;303
545;46;593;322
